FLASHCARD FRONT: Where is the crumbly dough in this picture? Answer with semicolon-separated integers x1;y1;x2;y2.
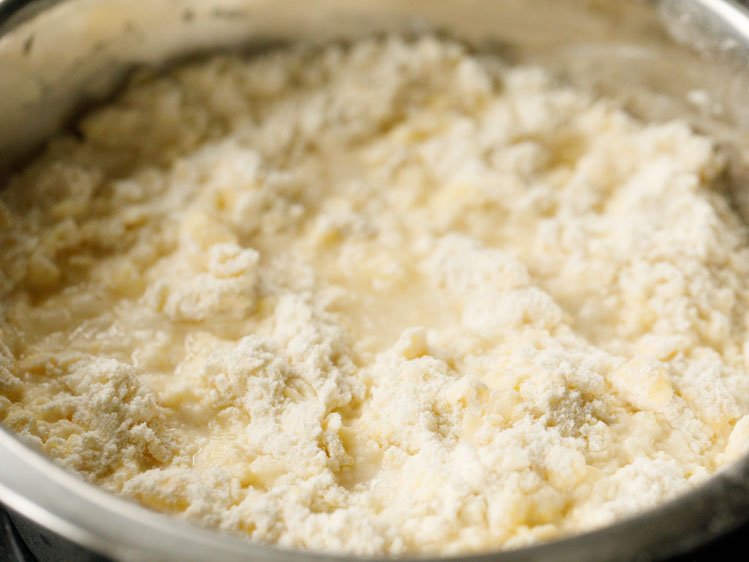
1;36;749;555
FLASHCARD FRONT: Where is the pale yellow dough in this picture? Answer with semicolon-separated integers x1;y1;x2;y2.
1;36;749;555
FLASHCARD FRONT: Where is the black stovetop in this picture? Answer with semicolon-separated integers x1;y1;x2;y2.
0;502;746;562
0;507;34;562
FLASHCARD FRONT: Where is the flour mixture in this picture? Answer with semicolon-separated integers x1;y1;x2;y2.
1;36;748;555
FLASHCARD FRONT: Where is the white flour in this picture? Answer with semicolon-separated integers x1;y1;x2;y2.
1;36;748;555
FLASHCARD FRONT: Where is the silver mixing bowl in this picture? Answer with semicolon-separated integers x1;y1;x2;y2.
1;1;749;560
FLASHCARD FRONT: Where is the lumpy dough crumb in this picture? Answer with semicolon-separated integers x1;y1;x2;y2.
1;36;749;555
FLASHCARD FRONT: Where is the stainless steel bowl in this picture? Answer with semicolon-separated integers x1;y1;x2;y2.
1;1;749;561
